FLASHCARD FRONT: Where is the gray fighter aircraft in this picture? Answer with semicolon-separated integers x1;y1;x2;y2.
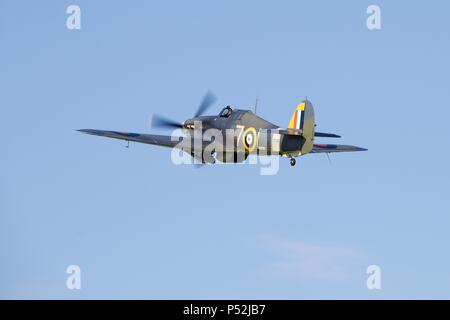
78;92;367;166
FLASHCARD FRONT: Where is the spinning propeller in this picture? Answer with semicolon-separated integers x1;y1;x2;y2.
151;91;216;130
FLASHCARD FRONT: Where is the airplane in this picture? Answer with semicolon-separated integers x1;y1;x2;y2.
78;92;367;167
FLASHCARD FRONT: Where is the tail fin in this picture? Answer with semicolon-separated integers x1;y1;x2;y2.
288;102;306;131
287;100;315;154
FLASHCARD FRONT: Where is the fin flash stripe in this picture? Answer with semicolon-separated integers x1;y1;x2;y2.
288;102;306;130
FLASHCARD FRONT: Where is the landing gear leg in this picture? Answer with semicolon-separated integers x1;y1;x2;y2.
290;158;296;166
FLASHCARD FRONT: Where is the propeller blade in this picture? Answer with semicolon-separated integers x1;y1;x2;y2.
194;91;216;117
151;114;182;129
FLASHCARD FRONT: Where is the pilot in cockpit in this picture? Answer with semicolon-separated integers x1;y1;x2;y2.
219;106;233;118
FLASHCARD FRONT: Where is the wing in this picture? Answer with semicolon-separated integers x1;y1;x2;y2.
78;129;183;148
311;143;368;153
77;128;225;154
278;130;341;138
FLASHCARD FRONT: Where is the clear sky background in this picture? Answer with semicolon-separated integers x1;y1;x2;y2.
1;0;449;299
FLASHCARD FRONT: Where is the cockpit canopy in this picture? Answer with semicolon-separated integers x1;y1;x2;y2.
219;106;233;118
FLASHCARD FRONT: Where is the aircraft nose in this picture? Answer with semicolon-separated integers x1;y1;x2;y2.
183;117;209;130
183;119;195;130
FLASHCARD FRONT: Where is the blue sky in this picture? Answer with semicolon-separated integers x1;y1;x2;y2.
1;0;449;299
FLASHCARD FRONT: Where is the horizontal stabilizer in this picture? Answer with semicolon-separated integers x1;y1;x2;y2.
278;128;302;136
311;143;367;153
315;132;341;138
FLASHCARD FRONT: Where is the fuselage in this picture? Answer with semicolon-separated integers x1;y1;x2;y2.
181;108;307;158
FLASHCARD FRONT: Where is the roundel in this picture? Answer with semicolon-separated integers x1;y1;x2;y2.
242;127;257;152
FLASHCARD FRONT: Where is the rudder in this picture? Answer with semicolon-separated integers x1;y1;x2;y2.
287;100;315;154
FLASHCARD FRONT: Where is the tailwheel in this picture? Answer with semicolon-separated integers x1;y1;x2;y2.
290;158;296;166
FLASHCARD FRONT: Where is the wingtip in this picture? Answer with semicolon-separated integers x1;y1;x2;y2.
77;129;97;135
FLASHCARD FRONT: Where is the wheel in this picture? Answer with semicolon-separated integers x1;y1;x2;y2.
290;158;296;166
